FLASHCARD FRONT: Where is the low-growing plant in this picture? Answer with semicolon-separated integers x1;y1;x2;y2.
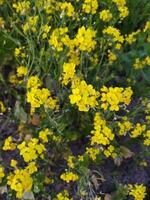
0;0;150;199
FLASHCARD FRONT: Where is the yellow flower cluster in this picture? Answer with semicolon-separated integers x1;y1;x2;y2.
82;0;98;14
74;26;96;52
27;76;58;114
10;159;18;168
67;156;75;169
128;184;147;200
3;136;17;151
60;172;79;183
39;128;53;143
0;166;4;183
104;145;117;158
143;130;150;146
49;27;68;52
17;138;45;162
14;47;26;58
62;62;76;85
103;26;124;44
112;0;129;20
22;16;39;33
126;30;140;44
69;78;99;112
130;123;146;138
57;190;72;200
17;66;27;77
118;120;133;136
100;9;112;22
0;101;6;113
13;1;30;15
59;2;75;17
108;51;117;64
40;0;58;15
41;24;51;39
133;56;150;69
100;86;133;111
7;168;33;199
86;147;100;160
91;113;114;146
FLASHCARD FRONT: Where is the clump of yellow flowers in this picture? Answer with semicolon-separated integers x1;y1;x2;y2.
39;128;53;143
60;171;79;183
130;123;146;138
112;0;129;20
59;2;75;17
100;9;112;22
3;136;17;151
27;76;59;114
91;112;114;146
16;66;27;77
100;86;133;111
133;56;150;69
57;190;72;200
128;184;147;200
17;138;45;162
12;1;30;15
82;0;98;14
69;78;99;112
62;62;76;85
7;168;33;199
74;26;97;52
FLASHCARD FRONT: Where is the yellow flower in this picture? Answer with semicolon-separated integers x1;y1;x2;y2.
118;120;133;136
48;27;69;52
74;26;96;52
13;1;30;15
104;145;117;159
108;51;117;64
26;162;37;174
41;24;51;39
112;0;129;20
17;138;45;162
103;26;124;43
130;123;146;138
82;0;98;14
100;86;133;111
22;16;39;33
10;159;18;168
7;169;33;199
0;166;4;183
62;62;76;85
17;66;27;77
67;156;75;168
60;172;79;183
59;2;75;17
86;147;100;160
143;130;150;146
128;184;147;200
0;101;6;113
39;128;53;143
100;9;112;22
91;113;114;146
3;136;17;151
126;30;140;44
69;78;99;112
57;190;73;200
